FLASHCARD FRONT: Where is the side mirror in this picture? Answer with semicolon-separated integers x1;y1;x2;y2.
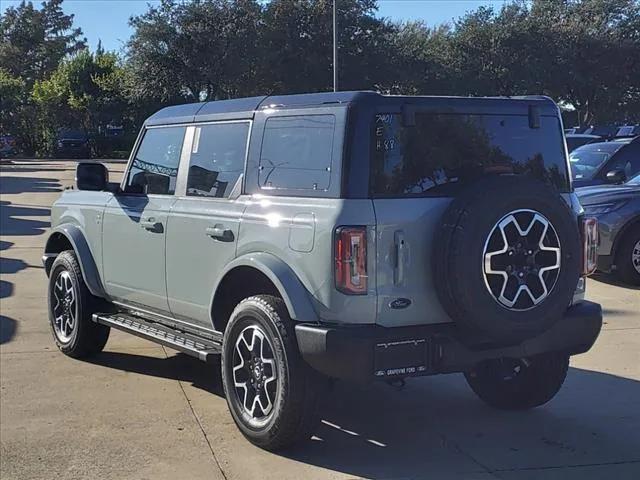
605;169;626;184
76;162;108;191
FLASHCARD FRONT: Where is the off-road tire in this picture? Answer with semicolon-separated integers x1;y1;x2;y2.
615;225;640;286
433;175;581;345
464;353;569;410
221;295;324;451
47;250;110;357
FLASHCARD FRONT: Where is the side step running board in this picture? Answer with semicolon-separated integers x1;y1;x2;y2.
92;312;222;363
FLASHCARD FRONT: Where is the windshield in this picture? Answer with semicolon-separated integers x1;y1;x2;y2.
627;172;640;185
569;142;625;180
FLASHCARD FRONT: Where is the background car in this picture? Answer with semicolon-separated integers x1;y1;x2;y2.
577;173;640;285
615;125;640;138
54;129;91;158
0;134;17;158
565;133;602;152
570;136;640;187
582;125;619;139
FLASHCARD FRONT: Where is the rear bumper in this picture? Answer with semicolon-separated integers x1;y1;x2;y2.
597;254;614;273
295;300;602;381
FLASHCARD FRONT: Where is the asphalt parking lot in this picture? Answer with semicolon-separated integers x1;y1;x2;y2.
1;159;639;480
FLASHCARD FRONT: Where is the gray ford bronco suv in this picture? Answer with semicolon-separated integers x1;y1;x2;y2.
44;91;603;450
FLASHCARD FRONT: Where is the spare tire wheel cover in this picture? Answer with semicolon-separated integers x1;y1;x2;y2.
433;176;581;344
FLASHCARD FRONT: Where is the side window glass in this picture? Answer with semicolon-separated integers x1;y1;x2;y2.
259;115;335;190
186;122;250;198
125;127;186;195
608;145;640;179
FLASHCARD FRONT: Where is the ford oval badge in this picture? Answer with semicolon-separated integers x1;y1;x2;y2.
389;298;412;309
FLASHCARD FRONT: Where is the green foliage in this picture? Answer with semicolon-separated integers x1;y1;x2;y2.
1;0;639;156
0;0;85;86
32;49;132;155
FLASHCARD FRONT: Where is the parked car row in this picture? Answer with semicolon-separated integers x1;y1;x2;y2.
565;124;640;139
0;134;17;158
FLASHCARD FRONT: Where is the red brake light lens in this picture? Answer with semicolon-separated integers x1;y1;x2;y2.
581;217;598;276
335;226;368;295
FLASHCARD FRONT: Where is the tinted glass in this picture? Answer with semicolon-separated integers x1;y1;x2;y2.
371;113;570;196
566;136;596;152
605;143;640;179
569;142;625;180
125;126;185;195
259;115;335;190
627;172;640;185
186;122;249;198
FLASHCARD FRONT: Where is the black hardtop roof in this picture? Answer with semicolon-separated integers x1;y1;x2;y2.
144;91;559;126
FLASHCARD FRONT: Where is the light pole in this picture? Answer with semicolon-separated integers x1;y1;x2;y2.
333;0;338;92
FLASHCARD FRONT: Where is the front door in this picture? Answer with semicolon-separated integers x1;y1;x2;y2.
102;125;186;313
166;122;251;329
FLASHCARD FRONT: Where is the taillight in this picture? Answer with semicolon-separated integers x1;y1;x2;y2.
581;217;598;275
335;226;368;295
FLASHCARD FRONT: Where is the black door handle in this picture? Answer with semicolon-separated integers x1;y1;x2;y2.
140;218;163;232
206;224;234;242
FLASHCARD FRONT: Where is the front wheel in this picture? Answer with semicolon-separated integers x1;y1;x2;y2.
47;250;110;358
221;295;324;451
464;353;569;410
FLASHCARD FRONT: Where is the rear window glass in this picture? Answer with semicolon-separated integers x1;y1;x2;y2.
371;113;570;196
259;115;335;191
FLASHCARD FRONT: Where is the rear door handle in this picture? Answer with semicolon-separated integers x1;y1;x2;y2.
394;230;406;285
140;218;162;232
206;224;234;242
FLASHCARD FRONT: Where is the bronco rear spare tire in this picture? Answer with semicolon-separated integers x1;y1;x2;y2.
433;176;581;345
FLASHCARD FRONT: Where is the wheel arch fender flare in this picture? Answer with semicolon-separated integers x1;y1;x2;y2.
211;252;319;324
44;224;106;298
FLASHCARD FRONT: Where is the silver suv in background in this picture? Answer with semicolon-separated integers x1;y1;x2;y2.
43;92;602;450
578;173;640;285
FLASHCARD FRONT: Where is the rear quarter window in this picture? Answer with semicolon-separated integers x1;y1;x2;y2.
259;115;335;191
371;113;570;196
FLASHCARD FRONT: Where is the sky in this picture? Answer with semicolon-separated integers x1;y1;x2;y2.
1;0;508;53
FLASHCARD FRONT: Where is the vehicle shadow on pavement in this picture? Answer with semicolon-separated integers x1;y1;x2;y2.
88;351;225;397
87;350;640;478
280;369;640;478
591;273;640;291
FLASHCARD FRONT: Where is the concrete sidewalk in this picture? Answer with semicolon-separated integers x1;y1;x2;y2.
1;159;639;480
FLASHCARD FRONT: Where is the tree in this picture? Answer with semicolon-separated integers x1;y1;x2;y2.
384;21;454;95
32;49;131;154
127;0;263;102
0;0;86;87
448;0;640;125
260;0;397;93
530;0;640;125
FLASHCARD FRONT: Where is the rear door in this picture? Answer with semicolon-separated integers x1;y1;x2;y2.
371;110;570;327
165;121;251;329
102;125;186;313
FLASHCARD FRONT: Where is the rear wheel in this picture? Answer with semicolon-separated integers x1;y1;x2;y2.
464;353;569;410
47;250;110;358
221;295;324;451
615;225;640;286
